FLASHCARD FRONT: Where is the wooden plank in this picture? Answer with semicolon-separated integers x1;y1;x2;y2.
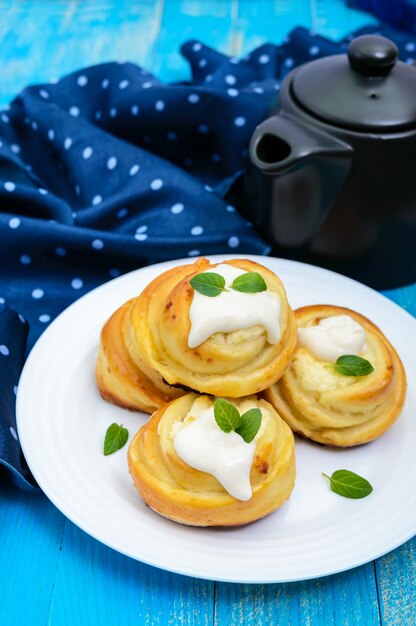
232;0;377;55
374;285;416;626
382;284;416;317
309;0;378;41
0;0;164;107
0;476;66;626
233;0;314;53
0;0;377;108
47;519;214;626
214;564;381;626
152;0;235;82
375;540;416;626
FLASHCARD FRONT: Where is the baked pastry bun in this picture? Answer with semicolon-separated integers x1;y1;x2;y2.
130;257;297;397
264;305;407;447
128;393;296;526
96;299;184;413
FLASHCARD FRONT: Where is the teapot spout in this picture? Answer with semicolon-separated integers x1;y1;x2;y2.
246;116;354;248
250;115;352;174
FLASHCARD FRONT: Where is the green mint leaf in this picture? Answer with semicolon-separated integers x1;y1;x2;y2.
334;355;374;377
190;272;227;297
231;272;267;293
235;408;262;443
214;398;242;433
322;469;373;499
104;423;129;456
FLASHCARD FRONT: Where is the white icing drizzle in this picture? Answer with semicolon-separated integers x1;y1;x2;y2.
298;314;367;363
173;407;255;501
188;264;281;348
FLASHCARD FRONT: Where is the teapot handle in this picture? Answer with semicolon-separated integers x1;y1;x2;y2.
250;115;352;174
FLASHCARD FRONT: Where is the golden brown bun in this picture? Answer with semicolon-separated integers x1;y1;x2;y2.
96;299;184;414
128;394;296;526
130;257;297;397
264;305;407;447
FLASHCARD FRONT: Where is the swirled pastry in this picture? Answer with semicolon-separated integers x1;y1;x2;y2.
264;305;407;447
96;299;184;413
128;393;296;526
130;257;297;397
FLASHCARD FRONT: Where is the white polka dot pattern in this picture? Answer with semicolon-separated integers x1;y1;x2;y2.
259;54;270;64
71;278;83;290
150;179;163;190
107;156;117;170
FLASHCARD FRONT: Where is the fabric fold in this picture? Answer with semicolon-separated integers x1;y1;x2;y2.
0;304;37;490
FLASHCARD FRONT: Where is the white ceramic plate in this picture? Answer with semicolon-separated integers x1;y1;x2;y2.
16;255;416;583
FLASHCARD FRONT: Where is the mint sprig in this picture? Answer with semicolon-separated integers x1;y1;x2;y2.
231;272;267;293
322;469;373;499
190;270;267;297
335;355;374;377
189;272;227;297
213;398;241;432
214;399;262;443
104;423;129;456
235;408;262;443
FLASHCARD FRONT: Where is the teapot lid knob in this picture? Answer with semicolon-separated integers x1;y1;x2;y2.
348;35;398;76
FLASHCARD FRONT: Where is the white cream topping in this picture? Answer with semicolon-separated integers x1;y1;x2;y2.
173;407;255;501
188;264;281;348
298;314;367;363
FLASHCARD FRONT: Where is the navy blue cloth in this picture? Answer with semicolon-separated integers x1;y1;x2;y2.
2;21;416;490
349;0;416;34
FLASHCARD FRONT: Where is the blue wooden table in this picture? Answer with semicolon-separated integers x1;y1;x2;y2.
1;1;415;624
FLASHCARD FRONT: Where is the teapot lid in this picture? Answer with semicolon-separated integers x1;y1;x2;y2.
291;35;416;132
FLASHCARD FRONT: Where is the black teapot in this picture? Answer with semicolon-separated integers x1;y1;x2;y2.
244;35;416;289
